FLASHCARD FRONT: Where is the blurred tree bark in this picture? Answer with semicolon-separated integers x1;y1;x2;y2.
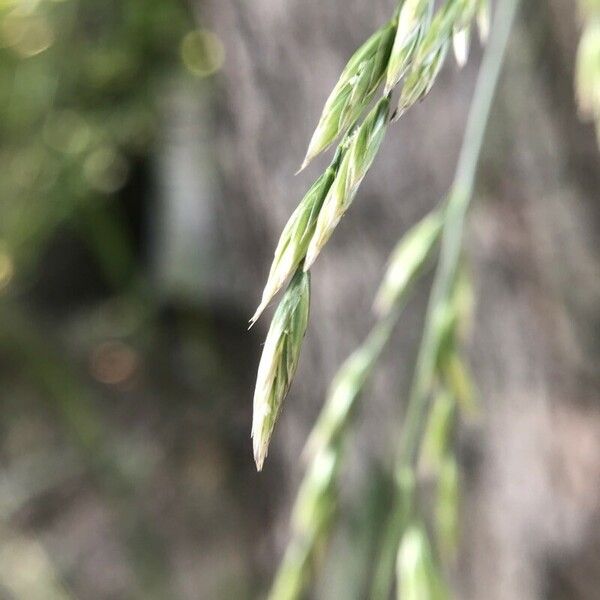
202;0;600;597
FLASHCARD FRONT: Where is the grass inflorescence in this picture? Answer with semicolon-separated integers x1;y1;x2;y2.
251;0;486;474
248;0;521;597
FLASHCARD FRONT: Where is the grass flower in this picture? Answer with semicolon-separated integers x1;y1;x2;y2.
396;0;479;116
252;268;310;471
300;20;396;170
250;149;344;325
385;0;434;93
304;96;391;269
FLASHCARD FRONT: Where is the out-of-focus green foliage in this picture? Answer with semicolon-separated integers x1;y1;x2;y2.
0;0;198;279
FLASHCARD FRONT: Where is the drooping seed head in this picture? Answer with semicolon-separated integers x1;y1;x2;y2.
385;0;433;93
252;268;310;471
414;0;463;62
299;20;396;170
304;97;390;269
373;210;442;316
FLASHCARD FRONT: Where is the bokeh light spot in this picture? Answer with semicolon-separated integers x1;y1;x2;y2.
83;146;129;194
43;110;91;154
180;29;225;78
90;340;139;386
1;12;54;57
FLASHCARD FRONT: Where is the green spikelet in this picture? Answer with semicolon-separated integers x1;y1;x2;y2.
300;20;396;170
252;268;311;470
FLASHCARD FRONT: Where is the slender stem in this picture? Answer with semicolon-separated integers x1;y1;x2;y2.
371;0;521;596
401;0;520;470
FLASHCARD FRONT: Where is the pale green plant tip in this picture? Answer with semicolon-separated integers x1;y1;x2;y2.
394;0;483;116
292;444;339;533
442;349;478;415
453;25;471;67
268;444;339;599
252;268;311;471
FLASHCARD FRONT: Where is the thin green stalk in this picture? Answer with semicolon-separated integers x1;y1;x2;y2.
371;0;521;596
402;0;520;470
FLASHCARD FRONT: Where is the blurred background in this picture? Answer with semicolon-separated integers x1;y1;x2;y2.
0;0;599;599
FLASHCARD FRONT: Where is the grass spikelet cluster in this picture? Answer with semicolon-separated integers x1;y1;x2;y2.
300;20;396;170
386;0;434;93
251;0;483;473
247;0;524;596
250;147;345;325
252;268;310;471
304;97;391;269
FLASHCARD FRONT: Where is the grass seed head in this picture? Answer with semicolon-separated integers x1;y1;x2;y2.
300;20;396;170
385;0;433;93
420;388;456;474
250;166;337;326
304;96;390;269
252;268;311;471
436;455;460;559
397;39;449;117
395;0;481;116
